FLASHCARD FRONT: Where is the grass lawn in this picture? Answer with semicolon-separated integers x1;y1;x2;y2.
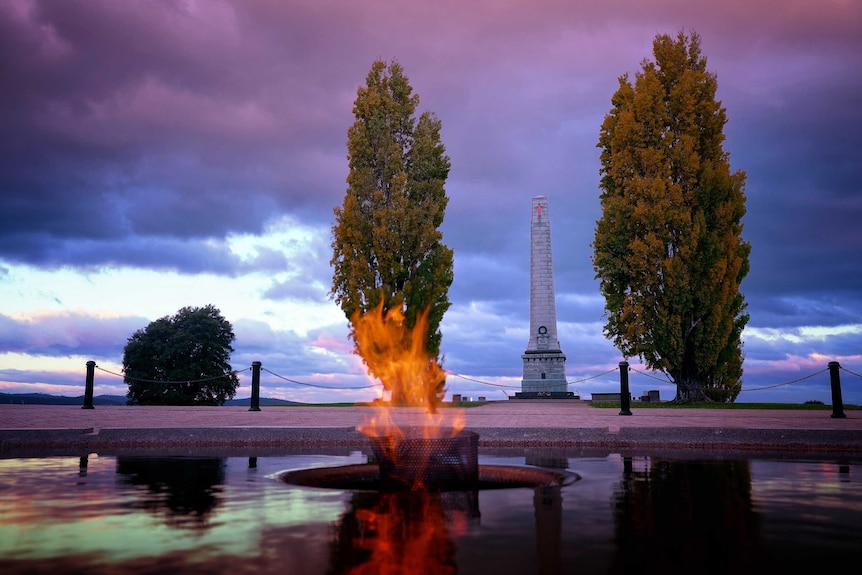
269;401;859;411
588;401;860;410
277;401;494;408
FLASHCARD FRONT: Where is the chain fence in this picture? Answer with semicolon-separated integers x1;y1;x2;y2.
95;364;251;385
85;360;859;403
261;367;380;390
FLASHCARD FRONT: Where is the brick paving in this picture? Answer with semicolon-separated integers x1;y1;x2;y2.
2;400;860;430
1;401;861;452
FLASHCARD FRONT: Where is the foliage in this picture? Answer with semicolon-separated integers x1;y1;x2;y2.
331;59;453;405
589;402;859;410
123;305;239;406
592;31;750;403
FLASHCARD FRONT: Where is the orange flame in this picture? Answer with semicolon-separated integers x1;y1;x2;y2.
341;492;468;575
350;300;464;440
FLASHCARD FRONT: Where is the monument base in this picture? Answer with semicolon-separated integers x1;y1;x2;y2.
510;391;580;400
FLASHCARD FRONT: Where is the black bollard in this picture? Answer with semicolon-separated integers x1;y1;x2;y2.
828;361;846;419
82;361;95;410
619;361;632;415
249;361;262;412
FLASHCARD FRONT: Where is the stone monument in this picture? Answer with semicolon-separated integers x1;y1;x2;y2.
515;196;573;399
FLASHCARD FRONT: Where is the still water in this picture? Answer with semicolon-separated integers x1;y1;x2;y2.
1;450;860;574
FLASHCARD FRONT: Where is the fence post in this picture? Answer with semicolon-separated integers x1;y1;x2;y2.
619;361;632;416
82;360;95;410
828;361;846;419
249;361;262;412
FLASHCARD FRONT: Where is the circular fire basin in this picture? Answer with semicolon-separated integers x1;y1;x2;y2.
281;464;579;491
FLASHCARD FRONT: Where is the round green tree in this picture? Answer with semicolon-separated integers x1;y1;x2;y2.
331;59;453;406
592;32;751;403
123;305;240;405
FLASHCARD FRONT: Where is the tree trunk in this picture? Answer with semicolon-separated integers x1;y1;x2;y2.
673;377;711;403
389;387;406;405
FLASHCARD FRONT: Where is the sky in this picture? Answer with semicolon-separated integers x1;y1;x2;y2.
1;0;861;405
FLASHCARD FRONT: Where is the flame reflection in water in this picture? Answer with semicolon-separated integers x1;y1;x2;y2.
1;453;862;574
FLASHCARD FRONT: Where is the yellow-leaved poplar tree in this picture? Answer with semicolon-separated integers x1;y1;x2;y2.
593;32;750;402
331;60;453;406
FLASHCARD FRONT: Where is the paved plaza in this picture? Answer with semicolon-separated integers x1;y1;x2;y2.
2;401;861;453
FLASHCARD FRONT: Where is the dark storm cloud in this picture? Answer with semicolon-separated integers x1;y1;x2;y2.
746;292;862;330
725;60;862;299
5;0;859;289
0;232;291;274
448;254;528;305
1;0;860;402
262;277;329;302
0;0;351;270
0;311;147;357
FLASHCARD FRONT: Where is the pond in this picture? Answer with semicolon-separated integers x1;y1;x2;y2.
1;450;860;574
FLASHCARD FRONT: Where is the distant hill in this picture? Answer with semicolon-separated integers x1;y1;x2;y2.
0;392;127;406
0;392;299;406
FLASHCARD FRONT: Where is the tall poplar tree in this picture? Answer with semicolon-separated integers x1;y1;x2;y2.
592;32;750;402
331;60;453;404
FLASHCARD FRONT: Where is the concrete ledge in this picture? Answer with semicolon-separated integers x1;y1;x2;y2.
0;429;94;451
3;426;862;455
95;427;367;447
0;427;367;456
470;427;610;446
474;427;862;452
614;427;862;451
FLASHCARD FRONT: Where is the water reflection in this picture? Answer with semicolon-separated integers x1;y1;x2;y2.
534;485;562;575
0;452;860;575
329;490;476;574
327;487;567;575
611;457;769;573
526;448;570;470
116;456;226;529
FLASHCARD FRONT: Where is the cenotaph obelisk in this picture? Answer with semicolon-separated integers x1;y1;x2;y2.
516;196;571;398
